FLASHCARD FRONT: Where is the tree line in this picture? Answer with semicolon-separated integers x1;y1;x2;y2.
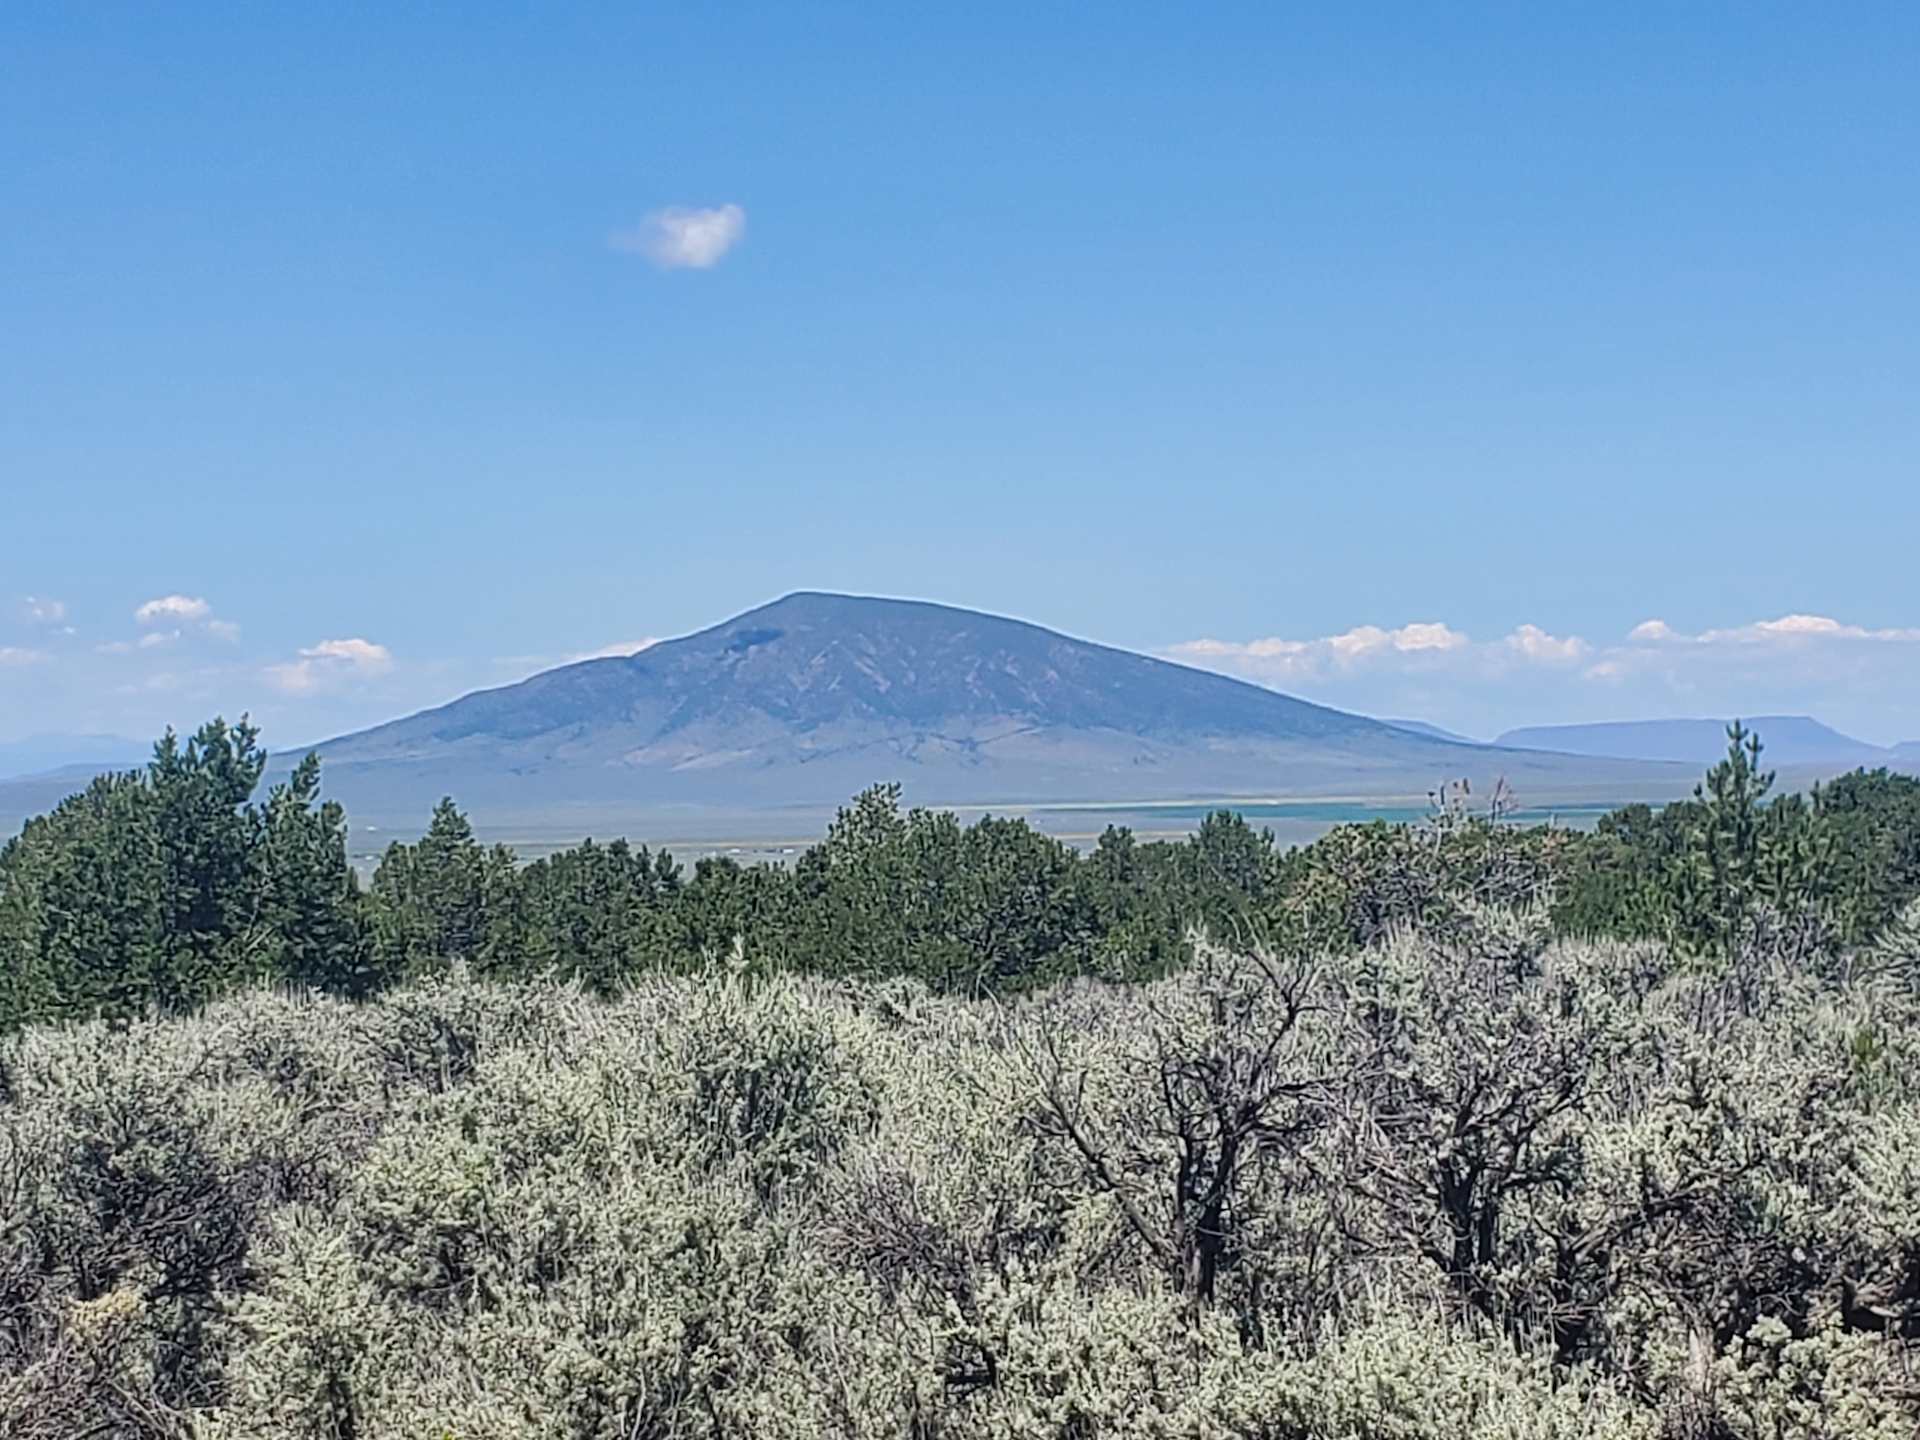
4;716;1919;1029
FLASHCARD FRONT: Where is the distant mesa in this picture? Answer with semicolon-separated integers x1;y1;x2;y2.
1494;716;1895;769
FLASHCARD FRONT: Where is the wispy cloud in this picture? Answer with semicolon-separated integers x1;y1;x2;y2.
1168;610;1920;743
266;637;395;695
1587;613;1920;685
135;594;211;625
0;646;46;666
22;596;67;625
611;204;746;269
1168;620;1474;683
1628;613;1920;647
111;594;237;650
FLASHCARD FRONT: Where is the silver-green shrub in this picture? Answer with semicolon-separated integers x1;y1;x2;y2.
1;923;1915;1438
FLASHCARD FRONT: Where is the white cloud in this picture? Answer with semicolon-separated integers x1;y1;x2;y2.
22;596;66;625
1578;610;1920;702
1755;614;1855;638
0;646;46;666
1393;622;1467;652
305;638;392;667
1168;619;1471;683
1167;607;1920;744
267;637;395;695
611;204;746;269
1706;613;1920;644
1617;613;1920;650
1176;608;1920;696
1504;624;1590;664
135;594;211;625
107;594;235;652
1331;622;1471;660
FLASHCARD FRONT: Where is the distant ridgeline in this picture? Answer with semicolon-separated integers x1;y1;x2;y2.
270;592;1706;822
2;715;1918;1029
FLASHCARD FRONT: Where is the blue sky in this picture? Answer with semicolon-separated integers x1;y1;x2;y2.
4;2;1918;747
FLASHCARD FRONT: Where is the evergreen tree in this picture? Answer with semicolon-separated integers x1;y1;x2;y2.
147;718;271;1008
366;798;519;980
258;753;369;996
1670;721;1824;960
0;773;165;1025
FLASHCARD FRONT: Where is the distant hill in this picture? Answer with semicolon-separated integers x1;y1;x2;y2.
0;595;1701;838
1494;716;1891;768
1892;741;1920;772
0;764;140;835
0;734;146;782
291;593;1687;827
1380;719;1482;745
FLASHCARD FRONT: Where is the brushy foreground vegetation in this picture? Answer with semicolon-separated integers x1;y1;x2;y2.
4;720;1920;1435
5;915;1920;1437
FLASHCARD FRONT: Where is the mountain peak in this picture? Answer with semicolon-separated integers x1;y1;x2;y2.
705;589;1078;643
301;594;1688;823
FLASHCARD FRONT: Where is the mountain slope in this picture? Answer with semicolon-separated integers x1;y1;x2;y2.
1380;719;1482;745
327;592;1404;763
298;593;1690;825
1495;715;1890;768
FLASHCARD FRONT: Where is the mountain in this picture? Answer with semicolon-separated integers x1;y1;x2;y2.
0;733;146;782
0;594;1700;840
1892;742;1920;772
1380;719;1482;745
1494;716;1891;768
291;593;1689;829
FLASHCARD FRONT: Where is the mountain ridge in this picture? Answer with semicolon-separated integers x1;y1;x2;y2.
1380;718;1483;746
292;592;1694;826
322;591;1415;765
19;597;1908;839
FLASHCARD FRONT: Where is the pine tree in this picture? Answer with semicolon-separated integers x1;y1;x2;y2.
1669;721;1825;962
259;753;370;996
147;718;270;1008
366;798;507;979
